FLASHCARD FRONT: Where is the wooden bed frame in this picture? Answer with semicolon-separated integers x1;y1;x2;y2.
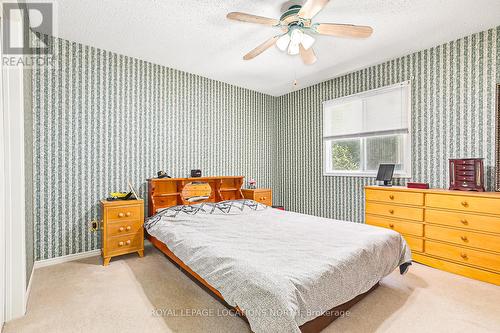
146;176;379;333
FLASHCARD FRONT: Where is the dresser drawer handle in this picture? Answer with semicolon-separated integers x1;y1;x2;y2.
460;219;468;225
126;212;132;217
119;226;124;232
118;241;124;247
126;226;131;231
118;212;125;218
461;201;468;207
460;235;468;242
389;195;394;200
460;252;468;260
389;223;395;228
125;240;131;245
389;209;394;214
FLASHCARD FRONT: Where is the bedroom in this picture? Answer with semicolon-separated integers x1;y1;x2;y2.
0;0;499;332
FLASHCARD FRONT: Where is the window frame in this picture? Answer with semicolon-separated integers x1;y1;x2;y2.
322;82;412;178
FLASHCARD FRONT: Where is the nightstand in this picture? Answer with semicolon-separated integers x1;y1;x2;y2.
241;188;272;206
101;199;144;266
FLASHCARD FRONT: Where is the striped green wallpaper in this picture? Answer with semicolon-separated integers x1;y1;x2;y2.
32;27;499;260
32;34;276;260
274;26;499;222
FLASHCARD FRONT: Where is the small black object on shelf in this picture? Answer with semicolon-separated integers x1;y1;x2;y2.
157;171;171;179
191;169;202;177
376;164;395;186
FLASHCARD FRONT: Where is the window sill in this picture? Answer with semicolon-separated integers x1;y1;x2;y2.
323;172;412;179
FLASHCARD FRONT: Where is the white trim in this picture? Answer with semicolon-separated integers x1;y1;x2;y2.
322;81;411;108
323;171;412;178
24;266;34;308
33;250;101;269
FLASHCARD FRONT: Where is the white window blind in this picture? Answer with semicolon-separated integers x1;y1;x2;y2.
323;82;409;139
322;82;412;177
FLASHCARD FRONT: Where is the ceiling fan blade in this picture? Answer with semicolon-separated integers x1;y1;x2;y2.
315;23;373;38
243;36;280;60
299;44;317;65
227;12;279;26
298;0;330;19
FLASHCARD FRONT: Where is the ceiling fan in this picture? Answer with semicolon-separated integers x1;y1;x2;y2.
226;0;373;65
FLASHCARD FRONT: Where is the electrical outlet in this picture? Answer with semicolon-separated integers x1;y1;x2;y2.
89;219;100;232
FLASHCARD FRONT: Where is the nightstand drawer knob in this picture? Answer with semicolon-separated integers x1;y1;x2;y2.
118;212;125;218
126;226;131;231
119;227;125;232
118;241;124;247
126;212;132;217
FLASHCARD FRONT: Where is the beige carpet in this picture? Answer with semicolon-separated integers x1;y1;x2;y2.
5;243;500;333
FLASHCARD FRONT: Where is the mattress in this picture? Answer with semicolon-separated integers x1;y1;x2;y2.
145;200;412;333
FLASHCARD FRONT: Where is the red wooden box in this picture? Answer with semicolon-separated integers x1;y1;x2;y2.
449;158;485;192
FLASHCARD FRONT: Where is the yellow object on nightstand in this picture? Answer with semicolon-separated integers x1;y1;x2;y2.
241;188;272;206
100;199;144;266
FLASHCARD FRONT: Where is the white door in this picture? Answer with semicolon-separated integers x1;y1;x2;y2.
0;12;6;328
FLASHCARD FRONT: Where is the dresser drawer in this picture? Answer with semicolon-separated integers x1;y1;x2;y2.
107;233;143;254
366;215;423;236
106;205;143;221
366;189;424;206
425;241;500;272
365;202;423;222
426;225;500;253
425;209;500;234
426;194;500;215
404;235;424;253
107;219;143;237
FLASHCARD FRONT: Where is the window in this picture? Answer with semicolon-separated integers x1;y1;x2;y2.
323;82;411;177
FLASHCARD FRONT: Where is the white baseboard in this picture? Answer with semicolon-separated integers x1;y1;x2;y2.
33;249;101;269
24;265;35;313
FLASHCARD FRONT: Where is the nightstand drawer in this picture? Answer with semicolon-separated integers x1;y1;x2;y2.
242;189;272;206
365;202;423;221
107;234;142;254
366;189;424;206
254;191;272;205
366;215;423;236
106;205;142;221
107;219;143;237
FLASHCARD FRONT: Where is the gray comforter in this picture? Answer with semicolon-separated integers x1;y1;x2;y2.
146;201;411;333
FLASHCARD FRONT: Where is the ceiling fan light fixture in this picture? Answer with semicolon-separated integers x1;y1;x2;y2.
290;28;304;45
287;42;300;55
276;33;291;52
301;33;315;50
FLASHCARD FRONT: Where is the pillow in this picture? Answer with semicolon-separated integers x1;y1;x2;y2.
145;199;267;230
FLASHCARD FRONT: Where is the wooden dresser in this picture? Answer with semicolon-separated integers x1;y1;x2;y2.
241;188;273;206
101;199;144;266
365;186;500;285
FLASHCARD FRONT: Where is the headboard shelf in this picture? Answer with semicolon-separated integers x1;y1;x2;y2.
147;176;245;216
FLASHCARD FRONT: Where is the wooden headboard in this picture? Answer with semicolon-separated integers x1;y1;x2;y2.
147;176;244;216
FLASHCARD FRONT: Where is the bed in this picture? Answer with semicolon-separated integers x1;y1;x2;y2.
145;177;412;333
